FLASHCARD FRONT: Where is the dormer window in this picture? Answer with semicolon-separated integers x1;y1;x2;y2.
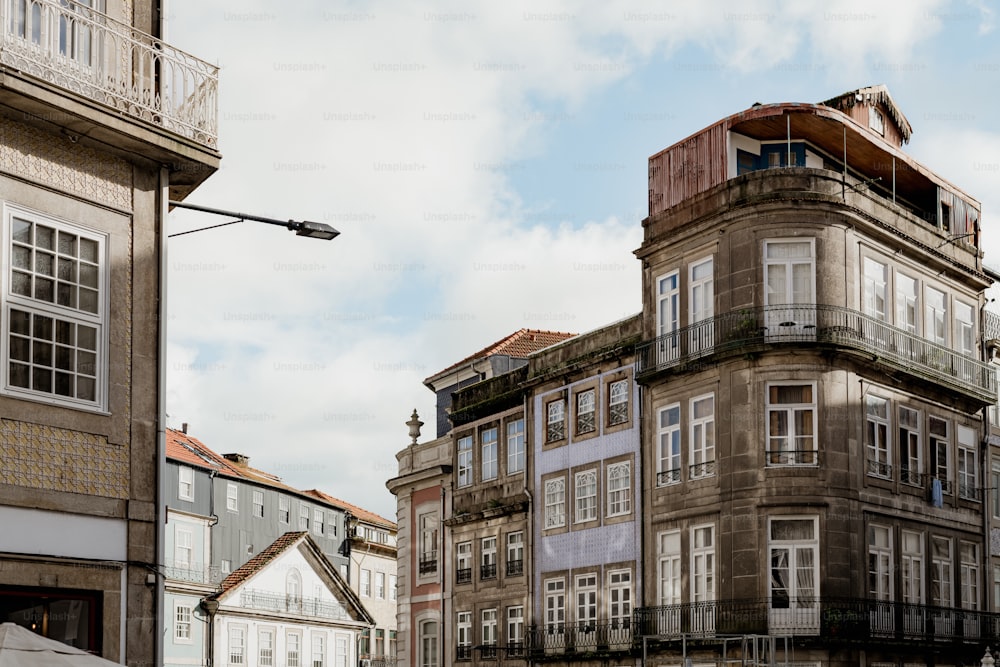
869;106;885;136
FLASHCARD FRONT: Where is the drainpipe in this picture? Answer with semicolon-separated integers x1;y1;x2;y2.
155;166;169;667
440;485;447;667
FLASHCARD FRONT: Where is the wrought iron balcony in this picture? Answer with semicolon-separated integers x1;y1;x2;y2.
657;468;681;486
418;552;437;575
636;305;997;404
456;567;472;584
506;559;524;576
163;561;226;585
634;598;1000;646
238;589;352;621
481;562;497;580
527;620;633;657
0;0;218;147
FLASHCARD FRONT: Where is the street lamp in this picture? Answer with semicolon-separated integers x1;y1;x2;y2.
168;200;340;240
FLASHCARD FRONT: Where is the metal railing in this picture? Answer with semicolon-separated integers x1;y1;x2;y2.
456;567;472;584
418;552;437;575
657;468;681;486
163;561;225;585
239;589;352;621
527;620;633;656
0;0;218;147
636;305;996;403
689;460;716;479
765;449;818;466
506;559;523;576
481;563;497;580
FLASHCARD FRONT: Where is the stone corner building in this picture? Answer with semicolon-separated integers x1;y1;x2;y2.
0;1;219;664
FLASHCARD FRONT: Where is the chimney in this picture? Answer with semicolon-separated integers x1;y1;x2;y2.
224;453;250;467
181;422;188;434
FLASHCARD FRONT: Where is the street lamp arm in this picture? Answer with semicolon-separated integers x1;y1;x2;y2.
168;200;340;241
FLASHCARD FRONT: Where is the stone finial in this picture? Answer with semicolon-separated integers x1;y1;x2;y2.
983;648;995;667
407;409;423;445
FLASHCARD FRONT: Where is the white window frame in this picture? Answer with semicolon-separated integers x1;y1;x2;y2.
608;569;632;628
456;541;472;580
862;257;887;320
656;271;680;338
607;461;631;517
930;416;951;494
899;406;922;486
178;466;194;501
226;483;238;512
507;418;525;473
299;505;310;530
481;427;498;481
690;393;715;478
229;625;246;665
507;605;524;646
175;526;193;568
2;205;109;410
657;403;681;485
689;257;714;352
960;541;980;610
955;300;976;356
958;425;978;500
360;569;371;597
174;603;192;643
608;379;629;426
868;524;892;600
506;531;523;573
312;633;326;667
866;395;891;479
546;398;565;442
287;631;302;667
768;517;819;631
252;490;264;518
279;496;289;523
931;536;953;608
314;509;324;535
389;574;397;601
901;530;924;605
763;238;816;332
765;383;816;466
481;536;497;579
658;530;681;606
418;620;437;667
456;611;472;650
419;511;438;575
574;470;597;523
259;628;275;667
576;388;596;435
375;571;385;599
544;477;566;528
481;608;498;647
545;577;566;631
924;285;948;346
576;573;598;629
895;272;919;334
457;435;473;487
691;524;715;604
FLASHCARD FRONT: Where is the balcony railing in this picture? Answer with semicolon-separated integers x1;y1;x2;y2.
635;598;1000;646
163;561;226;585
361;655;398;667
456;567;472;584
527;620;633;656
636;305;997;403
765;449;818;466
506;559;523;576
419;552;437;575
0;0;218;147
657;468;681;486
239;589;352;621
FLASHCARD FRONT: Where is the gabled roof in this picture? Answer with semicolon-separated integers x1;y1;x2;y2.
303;489;395;530
166;429;245;476
425;328;576;385
216;531;308;595
822;83;913;143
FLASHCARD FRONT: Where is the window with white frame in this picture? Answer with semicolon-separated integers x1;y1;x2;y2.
576;388;596;435
299;505;310;530
863;258;887;320
895;273;919;333
287;631;302;667
931;536;953;608
544;477;566;528
901;530;924;605
689;257;714;352
546;399;565;442
657;403;681;485
375;571;385;599
312;633;326;667
360;569;371;597
481;608;498;647
958;425;978;500
869;106;885;135
314;509;324;535
692;525;715;605
175;526;192;568
507;606;524;647
389;574;397;600
456;612;471;657
657;271;680;338
286;569;302;611
259;628;274;666
924;285;947;345
960;541;979;610
419;621;438;667
335;634;350;667
507;418;525;473
419;512;439;574
457;435;473;487
930;417;951;493
507;531;524;576
763;240;815;331
178;466;193;501
768;518;818;614
174;604;192;642
658;530;681;606
221;559;231;574
3;208;107;409
456;541;472;583
252;490;264;518
481;536;497;579
608;569;631;628
545;578;565;631
608;379;629;426
279;496;289;523
226;483;238;512
575;470;597;523
607;461;631;517
899;407;922;485
481;427;498;481
868;524;892;600
766;384;815;465
229;625;246;665
866;395;891;478
955;300;975;356
576;573;597;630
690;394;715;478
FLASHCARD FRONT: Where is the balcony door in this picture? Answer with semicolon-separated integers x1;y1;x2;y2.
768;517;819;635
656;271;680;365
764;240;815;338
688;258;714;354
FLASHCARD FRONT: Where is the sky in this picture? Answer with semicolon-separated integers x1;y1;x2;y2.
162;0;1000;521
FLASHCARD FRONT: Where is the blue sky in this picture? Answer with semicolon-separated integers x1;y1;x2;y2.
163;0;1000;520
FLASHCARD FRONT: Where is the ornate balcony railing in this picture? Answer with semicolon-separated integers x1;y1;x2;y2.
689;460;716;479
0;0;218;147
163;561;225;585
481;563;497;580
636;305;997;403
526;620;633;656
239;589;352;621
506;559;523;576
361;655;398;667
765;449;818;466
635;598;1000;646
419;552;437;575
456;567;472;584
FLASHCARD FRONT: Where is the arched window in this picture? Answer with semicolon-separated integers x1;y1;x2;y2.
286;568;302;612
419;620;438;667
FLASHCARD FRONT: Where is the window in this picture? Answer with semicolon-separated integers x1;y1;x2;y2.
544;478;566;528
958;425;978;500
692;525;715;605
481;608;498;647
360;569;371;597
419;512;438;574
314;509;324;535
658;531;681;606
221;559;231;574
931;536;953;608
895;273;918;333
481;536;497;579
312;634;326;667
375;572;385;599
898;407;922;485
389;574;397;600
955;300;975;356
960;541;979;610
286;569;302;611
690;394;715;478
869;106;885;135
253;490;264;518
456;612;472;661
993;462;1000;518
299;505;310;530
657;271;680;338
689;257;714;351
174;604;192;642
545;578;566;631
4;209;107;409
574;470;597;523
178;467;193;501
768;518;818;629
930;417;951;494
507;419;525;473
546;399;565;442
507;606;524;649
901;531;924;605
863;258;887;320
924;286;947;345
175;527;192;568
607;461;631;517
457;435;473;487
576;574;597;631
608;570;631;629
868;525;892;600
866;396;891;478
419;621;438;667
576;388;596;435
334;634;349;667
229;625;246;665
766;384;815;465
481;427;498;481
456;541;472;584
994;565;1000;612
226;484;238;512
374;630;384;657
259;629;274;666
506;532;523;576
608;379;629;426
287;631;302;667
763;239;815;331
279;496;289;523
657;403;681;485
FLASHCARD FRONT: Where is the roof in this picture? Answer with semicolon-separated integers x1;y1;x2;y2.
822;83;913;143
425;328;576;384
166;429;245;476
216;531;307;596
303;489;395;530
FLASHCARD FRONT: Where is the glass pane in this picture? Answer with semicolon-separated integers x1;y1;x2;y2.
77;376;95;400
12;245;31;269
12;218;31;243
34;276;54;302
35;224;54;250
10;362;30;388
32;366;51;391
79;263;98;288
54;371;73;396
58;231;77;256
55;345;73;370
33;341;53;367
79;238;98;262
36;250;56;277
33;315;53;340
77;350;95;375
10;335;29;362
77;325;97;350
56;320;73;345
58;257;76;281
10;309;31;335
79;288;98;314
11;270;31;296
57;282;76;308
771;519;814;540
